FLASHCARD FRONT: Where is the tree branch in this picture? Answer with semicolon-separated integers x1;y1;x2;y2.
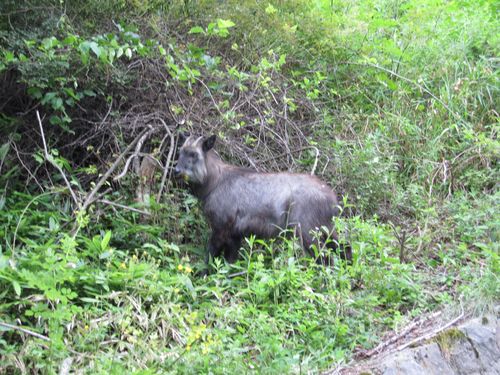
0;321;51;342
80;126;154;214
156;118;176;203
36;111;80;207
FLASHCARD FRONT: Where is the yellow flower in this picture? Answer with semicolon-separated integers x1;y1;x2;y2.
184;265;192;274
186;344;191;351
84;325;89;330
177;264;183;271
120;262;126;269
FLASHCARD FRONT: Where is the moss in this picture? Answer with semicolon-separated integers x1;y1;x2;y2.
434;328;466;355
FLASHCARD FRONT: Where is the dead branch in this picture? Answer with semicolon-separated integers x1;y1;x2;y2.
156;117;176;202
395;307;466;352
79;126;154;214
113;130;157;181
358;310;442;359
36;111;80;207
97;199;151;216
310;146;320;175
0;321;51;342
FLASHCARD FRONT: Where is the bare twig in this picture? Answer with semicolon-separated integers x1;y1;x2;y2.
396;307;466;352
11;141;44;191
156;118;175;202
113;130;157;181
36;111;80;207
98;98;113;129
310;146;320;175
0;321;51;342
359;310;442;359
80;127;154;214
97;199;151;216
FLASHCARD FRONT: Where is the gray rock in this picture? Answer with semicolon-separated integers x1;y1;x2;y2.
414;343;454;374
381;352;426;375
351;310;500;375
447;334;484;374
463;323;500;369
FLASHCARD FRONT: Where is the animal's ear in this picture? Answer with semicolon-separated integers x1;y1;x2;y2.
202;135;216;152
178;132;190;146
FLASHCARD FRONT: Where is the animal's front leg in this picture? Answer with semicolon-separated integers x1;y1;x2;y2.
201;233;223;275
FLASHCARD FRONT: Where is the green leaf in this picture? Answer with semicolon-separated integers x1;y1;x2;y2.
83;90;96;97
28;87;42;99
12;280;21;296
116;47;124;59
189;26;205;34
62;34;78;46
108;48;116;64
265;4;277;14
41;36;59;50
4;51;16;63
0;142;9;162
101;231;112;251
217;19;235;29
89;41;101;57
125;48;132;59
52;97;63;110
99;251;112;260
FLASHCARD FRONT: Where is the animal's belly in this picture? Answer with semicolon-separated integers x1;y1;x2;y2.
236;211;286;239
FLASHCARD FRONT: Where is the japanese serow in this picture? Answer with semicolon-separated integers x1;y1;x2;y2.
174;134;351;271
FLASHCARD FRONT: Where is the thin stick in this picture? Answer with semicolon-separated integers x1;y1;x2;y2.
156;118;175;203
79;127;153;214
113;131;157;181
396;308;465;352
360;310;442;358
97;199;151;216
0;321;51;342
310;146;319;176
36;111;80;207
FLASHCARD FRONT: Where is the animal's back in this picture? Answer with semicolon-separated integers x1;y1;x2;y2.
203;168;339;238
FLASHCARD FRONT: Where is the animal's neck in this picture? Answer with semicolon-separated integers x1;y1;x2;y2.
191;151;226;201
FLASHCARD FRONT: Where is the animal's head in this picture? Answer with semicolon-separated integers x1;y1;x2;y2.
174;134;216;184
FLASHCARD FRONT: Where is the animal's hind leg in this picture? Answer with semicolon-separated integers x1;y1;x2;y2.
324;235;353;265
300;225;343;266
223;235;242;263
296;226;319;260
338;243;352;263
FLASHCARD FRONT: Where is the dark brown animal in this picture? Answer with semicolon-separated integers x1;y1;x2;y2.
174;134;351;270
